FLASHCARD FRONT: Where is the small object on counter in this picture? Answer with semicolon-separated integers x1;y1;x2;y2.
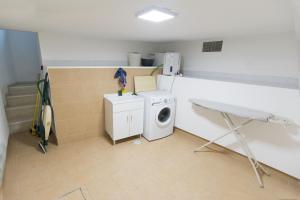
117;88;127;96
114;68;127;96
120;88;127;95
117;90;122;96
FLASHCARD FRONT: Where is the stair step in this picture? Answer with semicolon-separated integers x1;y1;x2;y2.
6;82;39;134
8;83;37;96
6;105;35;122
9;119;32;134
6;94;37;107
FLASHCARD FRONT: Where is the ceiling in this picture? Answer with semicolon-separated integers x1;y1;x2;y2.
0;0;295;41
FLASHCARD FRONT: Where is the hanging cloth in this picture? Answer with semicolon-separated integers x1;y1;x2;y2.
114;68;127;88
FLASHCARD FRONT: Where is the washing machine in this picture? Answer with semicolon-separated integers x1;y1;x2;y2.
138;90;176;141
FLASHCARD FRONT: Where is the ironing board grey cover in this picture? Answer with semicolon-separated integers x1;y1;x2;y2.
190;98;273;122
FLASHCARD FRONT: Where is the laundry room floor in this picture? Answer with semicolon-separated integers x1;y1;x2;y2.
3;129;300;200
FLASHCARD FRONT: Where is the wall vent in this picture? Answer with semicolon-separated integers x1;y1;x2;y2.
202;41;223;52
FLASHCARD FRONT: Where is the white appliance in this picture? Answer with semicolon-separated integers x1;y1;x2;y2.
154;52;181;76
128;52;141;66
104;93;144;144
138;90;176;141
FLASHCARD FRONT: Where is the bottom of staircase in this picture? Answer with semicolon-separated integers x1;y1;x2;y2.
9;119;32;134
6;82;37;134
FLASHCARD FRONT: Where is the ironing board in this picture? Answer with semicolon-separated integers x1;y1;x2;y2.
190;98;275;188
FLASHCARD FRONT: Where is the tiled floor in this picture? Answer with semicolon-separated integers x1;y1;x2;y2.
3;129;300;200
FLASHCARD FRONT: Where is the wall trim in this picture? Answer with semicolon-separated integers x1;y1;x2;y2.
44;59;128;66
183;70;299;89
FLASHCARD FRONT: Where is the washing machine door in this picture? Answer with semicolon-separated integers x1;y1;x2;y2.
155;106;172;127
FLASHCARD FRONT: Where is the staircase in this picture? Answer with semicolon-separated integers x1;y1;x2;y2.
6;83;37;134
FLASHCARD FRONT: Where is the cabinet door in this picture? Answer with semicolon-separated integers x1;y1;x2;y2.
113;111;130;140
129;109;144;136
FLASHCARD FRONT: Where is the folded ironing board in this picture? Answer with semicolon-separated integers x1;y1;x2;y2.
190;98;276;188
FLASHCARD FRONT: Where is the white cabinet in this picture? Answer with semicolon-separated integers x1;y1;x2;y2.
104;93;144;144
113;112;130;140
129;109;144;136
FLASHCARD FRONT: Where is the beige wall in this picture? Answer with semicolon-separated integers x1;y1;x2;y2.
48;67;158;144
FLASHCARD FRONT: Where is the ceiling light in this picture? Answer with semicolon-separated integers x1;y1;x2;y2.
136;6;177;23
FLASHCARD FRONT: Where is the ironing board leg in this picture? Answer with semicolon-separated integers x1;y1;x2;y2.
194;131;235;152
222;113;269;188
194;118;253;152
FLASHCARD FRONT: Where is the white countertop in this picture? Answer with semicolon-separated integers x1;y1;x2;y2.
104;93;144;104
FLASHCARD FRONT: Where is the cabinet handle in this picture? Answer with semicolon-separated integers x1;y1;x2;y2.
131;115;133;122
127;116;129;123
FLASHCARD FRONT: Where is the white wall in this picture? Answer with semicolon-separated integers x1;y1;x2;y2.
159;33;299;88
39;32;160;66
39;32;299;88
0;30;14;186
0;30;15;100
7;30;41;82
158;75;300;179
292;0;300;87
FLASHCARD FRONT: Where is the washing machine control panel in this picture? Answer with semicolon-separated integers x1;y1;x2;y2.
151;97;175;105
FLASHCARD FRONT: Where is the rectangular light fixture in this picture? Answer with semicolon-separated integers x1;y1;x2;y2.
137;6;177;23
